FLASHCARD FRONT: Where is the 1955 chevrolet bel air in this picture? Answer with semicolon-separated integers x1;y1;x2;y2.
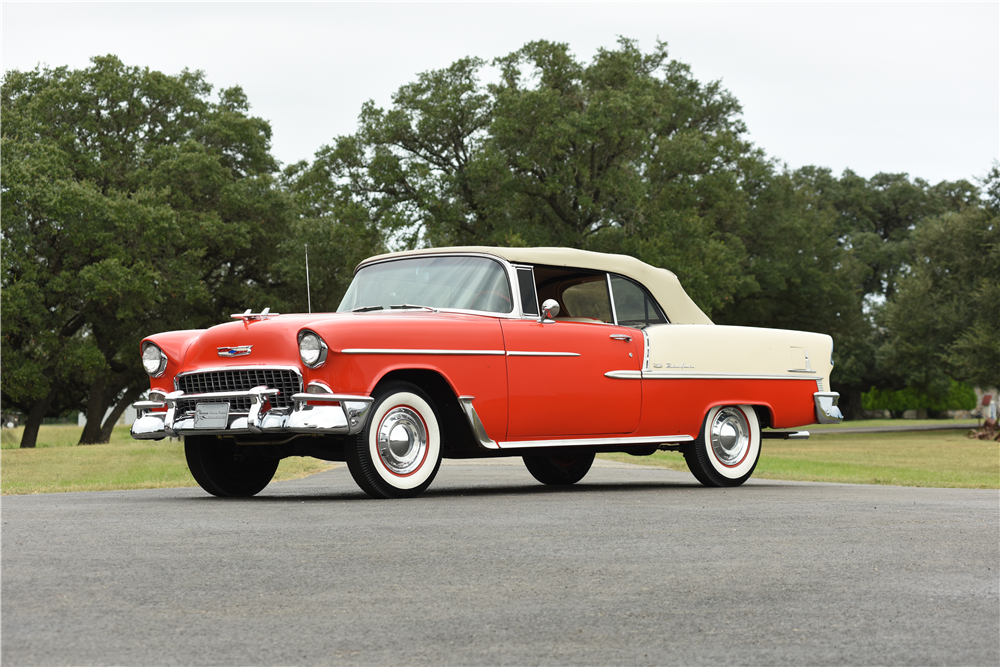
132;247;843;498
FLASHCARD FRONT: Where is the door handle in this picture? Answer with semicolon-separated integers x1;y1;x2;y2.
610;334;632;342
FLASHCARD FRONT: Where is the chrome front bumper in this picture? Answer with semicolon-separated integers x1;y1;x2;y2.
814;392;844;424
130;387;373;440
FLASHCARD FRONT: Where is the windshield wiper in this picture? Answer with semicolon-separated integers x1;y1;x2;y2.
389;304;435;311
352;305;384;312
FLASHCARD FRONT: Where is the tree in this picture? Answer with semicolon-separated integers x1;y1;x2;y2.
1;56;290;447
862;381;978;419
709;166;982;418
877;200;999;396
292;39;767;314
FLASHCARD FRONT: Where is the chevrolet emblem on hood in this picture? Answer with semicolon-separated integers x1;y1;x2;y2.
217;345;253;357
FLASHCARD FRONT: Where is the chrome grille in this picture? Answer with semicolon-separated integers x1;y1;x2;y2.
176;368;302;412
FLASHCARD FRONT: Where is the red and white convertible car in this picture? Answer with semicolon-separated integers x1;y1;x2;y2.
132;247;843;498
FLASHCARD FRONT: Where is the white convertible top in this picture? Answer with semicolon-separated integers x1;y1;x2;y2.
358;246;714;325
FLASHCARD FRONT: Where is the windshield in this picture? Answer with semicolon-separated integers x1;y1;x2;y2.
337;256;513;314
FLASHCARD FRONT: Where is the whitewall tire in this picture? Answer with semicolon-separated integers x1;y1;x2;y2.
683;405;761;487
346;381;442;499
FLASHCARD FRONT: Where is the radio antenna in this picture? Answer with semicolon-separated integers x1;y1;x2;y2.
305;244;312;314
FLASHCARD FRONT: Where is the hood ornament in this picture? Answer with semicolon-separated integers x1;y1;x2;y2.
218;345;253;357
231;307;279;323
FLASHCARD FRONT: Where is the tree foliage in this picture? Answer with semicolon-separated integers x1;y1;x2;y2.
288;39;996;418
290;39;765;313
877;191;1000;395
3;43;995;445
1;56;290;446
862;381;978;418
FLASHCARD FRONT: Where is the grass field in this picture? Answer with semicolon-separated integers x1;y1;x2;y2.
2;423;996;494
1;424;137;449
806;418;978;430
0;425;333;495
599;430;999;489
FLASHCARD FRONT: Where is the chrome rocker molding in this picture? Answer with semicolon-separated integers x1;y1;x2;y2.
814;392;844;424
457;396;694;451
499;434;694;449
131;387;374;440
342;348;506;356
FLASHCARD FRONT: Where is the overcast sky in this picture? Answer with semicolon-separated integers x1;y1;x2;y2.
3;2;997;185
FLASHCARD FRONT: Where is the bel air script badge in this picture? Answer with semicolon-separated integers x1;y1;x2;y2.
217;345;253;357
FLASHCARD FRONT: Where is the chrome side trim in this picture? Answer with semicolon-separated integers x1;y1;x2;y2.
605;370;642;379
499;434;694;449
507;351;580;357
641;372;822;381
814;392;843;424
340;349;506;356
457;396;500;450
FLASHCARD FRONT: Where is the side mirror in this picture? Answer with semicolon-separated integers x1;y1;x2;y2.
538;299;561;323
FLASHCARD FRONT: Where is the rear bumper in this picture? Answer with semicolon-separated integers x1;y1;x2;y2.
130;387;373;440
814;392;844;424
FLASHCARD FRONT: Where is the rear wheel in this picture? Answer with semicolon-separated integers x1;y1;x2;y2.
184;436;279;497
523;451;595;485
346;381;442;499
683;405;761;487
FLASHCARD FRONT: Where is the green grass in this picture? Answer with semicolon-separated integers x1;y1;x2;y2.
0;425;334;495
806;418;978;430
599;430;999;489
1;424;137;449
3;424;996;494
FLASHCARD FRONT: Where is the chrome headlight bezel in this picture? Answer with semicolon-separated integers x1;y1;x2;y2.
298;330;329;369
141;342;167;378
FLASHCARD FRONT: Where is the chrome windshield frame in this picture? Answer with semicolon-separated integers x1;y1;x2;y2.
342;252;524;319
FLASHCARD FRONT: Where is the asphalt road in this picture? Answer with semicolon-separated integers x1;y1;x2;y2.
3;461;998;666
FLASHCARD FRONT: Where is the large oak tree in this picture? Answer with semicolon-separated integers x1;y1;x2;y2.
2;56;290;447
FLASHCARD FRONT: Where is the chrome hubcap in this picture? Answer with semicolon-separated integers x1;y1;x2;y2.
377;407;427;475
710;407;750;466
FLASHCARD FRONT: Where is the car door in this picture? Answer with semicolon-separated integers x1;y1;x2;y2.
502;268;641;438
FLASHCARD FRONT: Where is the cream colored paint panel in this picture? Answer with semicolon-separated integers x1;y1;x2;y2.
789;347;809;371
644;325;834;389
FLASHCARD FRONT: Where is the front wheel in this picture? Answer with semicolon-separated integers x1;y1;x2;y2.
523;451;595;485
184;436;279;497
346;381;443;499
683;405;761;487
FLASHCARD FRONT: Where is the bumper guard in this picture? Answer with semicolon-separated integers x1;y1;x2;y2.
813;392;844;424
131;387;373;440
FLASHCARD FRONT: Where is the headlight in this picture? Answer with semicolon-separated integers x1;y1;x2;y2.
141;342;167;377
298;330;328;368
